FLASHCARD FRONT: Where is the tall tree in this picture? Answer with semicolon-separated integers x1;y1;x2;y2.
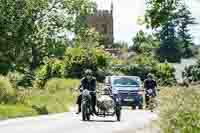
176;4;196;58
145;0;181;30
157;21;182;62
0;0;96;73
144;0;196;62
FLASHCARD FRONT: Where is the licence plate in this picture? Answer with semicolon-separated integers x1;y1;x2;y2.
124;99;134;102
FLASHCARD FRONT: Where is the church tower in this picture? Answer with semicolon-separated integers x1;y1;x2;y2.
111;0;113;15
86;1;114;48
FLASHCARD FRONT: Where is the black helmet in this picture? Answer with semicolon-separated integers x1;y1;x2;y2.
85;69;93;76
147;73;153;78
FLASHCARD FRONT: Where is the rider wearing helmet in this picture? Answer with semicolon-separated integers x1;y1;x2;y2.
144;73;157;107
76;69;97;114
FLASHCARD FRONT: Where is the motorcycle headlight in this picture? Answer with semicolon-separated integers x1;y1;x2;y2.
82;89;90;96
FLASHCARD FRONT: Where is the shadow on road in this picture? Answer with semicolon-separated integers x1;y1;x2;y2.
82;120;118;123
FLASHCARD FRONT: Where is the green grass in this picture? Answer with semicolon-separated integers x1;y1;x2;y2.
27;89;76;113
0;78;79;119
158;86;200;133
0;104;38;119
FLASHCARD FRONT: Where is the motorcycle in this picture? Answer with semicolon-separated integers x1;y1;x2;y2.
81;88;121;121
145;88;157;112
81;89;95;121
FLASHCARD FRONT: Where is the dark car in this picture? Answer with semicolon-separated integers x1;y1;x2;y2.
104;76;143;109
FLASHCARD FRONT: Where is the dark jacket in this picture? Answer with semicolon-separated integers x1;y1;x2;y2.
144;79;157;96
144;79;157;89
79;77;96;92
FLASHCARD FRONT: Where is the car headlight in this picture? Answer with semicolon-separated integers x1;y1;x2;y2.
112;89;118;94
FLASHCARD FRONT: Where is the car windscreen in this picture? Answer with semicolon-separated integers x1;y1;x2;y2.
112;77;139;87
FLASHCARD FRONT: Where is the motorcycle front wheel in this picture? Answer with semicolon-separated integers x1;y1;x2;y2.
115;105;121;121
81;102;91;121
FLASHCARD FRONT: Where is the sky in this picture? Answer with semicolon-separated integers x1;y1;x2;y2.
94;0;200;45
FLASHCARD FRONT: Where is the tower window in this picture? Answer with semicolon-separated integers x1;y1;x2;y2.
102;24;107;34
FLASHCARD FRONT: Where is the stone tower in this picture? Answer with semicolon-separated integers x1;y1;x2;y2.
86;2;114;48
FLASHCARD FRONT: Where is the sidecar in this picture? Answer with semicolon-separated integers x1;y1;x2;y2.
96;88;121;121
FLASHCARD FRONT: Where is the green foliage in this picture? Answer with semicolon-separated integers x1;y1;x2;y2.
183;60;200;82
0;76;16;104
6;71;24;88
118;64;151;81
74;28;101;48
159;87;200;133
17;71;35;87
131;30;159;53
0;63;12;75
157;21;182;63
154;63;176;86
0;78;79;118
145;0;181;29
115;55;176;85
44;78;79;93
34;58;66;87
0;0;96;72
64;47;95;78
0;104;38;119
144;0;196;62
177;4;196;58
112;41;128;49
27;89;76;113
64;48;111;80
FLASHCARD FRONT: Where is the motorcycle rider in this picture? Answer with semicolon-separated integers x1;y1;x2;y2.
144;73;157;108
76;69;97;114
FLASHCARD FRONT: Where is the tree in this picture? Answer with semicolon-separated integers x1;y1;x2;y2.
157;21;182;62
131;30;159;54
145;0;181;30
0;0;96;73
144;0;196;62
176;4;196;58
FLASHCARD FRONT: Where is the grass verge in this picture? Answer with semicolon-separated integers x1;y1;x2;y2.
0;78;79;119
158;86;200;133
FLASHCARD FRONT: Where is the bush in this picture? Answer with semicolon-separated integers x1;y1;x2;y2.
17;71;35;87
118;64;151;81
159;87;200;133
64;47;111;81
0;76;16;104
34;58;66;88
156;47;182;63
183;59;200;82
44;78;79;93
0;62;12;75
116;54;176;85
153;63;176;86
35;58;66;80
7;71;24;88
182;47;196;58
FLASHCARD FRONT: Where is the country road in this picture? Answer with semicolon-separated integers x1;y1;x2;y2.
0;110;158;133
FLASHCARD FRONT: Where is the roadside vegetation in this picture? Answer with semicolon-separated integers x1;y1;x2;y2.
158;86;200;133
0;77;78;119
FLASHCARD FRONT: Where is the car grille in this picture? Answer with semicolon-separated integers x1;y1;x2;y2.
118;90;138;97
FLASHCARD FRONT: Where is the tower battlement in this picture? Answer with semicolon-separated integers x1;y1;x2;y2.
95;10;112;16
86;1;114;48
